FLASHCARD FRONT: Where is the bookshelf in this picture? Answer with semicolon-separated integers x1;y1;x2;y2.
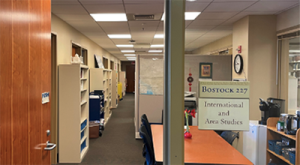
120;71;126;97
103;69;112;124
90;68;104;92
58;64;89;163
267;117;299;165
112;71;118;108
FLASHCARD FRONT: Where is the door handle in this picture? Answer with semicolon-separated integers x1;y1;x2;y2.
44;141;56;151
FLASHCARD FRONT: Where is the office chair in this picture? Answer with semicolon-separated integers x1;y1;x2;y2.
139;125;156;165
220;131;239;145
141;114;153;142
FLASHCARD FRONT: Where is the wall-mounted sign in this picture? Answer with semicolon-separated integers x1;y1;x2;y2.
199;81;250;98
198;81;250;131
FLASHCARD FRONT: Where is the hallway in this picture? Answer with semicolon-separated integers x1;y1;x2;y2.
66;94;144;165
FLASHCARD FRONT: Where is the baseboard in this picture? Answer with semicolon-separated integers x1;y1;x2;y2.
104;112;112;127
135;132;141;139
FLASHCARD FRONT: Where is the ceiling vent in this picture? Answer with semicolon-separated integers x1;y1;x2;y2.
134;14;154;20
127;13;162;21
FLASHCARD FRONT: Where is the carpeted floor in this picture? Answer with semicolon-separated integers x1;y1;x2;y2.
59;93;144;165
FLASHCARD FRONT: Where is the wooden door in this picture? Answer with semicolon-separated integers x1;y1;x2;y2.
0;0;52;164
126;65;135;93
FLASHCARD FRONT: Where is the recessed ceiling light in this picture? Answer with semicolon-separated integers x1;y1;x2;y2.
149;50;163;53
150;45;164;48
90;13;127;22
290;50;300;53
185;12;201;20
124;54;136;56
161;12;201;21
108;34;131;39
116;45;134;47
154;34;164;38
121;50;135;53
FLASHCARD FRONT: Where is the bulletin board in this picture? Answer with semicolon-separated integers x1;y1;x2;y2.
139;57;163;95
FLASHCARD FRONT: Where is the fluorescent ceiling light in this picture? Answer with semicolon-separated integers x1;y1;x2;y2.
185;12;201;20
116;45;134;47
151;45;164;48
90;13;127;22
121;50;135;53
149;50;163;53
108;34;131;39
161;12;201;21
290;50;300;53
124;54;136;56
127;59;135;61
154;34;164;38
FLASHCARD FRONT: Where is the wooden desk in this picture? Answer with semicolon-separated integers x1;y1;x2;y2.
151;125;253;165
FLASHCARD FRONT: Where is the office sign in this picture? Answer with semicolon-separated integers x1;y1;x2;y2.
199;81;250;98
198;98;249;130
198;81;250;131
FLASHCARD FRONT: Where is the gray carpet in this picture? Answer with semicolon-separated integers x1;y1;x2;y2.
59;93;144;165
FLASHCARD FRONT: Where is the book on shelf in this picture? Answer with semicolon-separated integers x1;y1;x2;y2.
81;69;85;78
81;81;84;90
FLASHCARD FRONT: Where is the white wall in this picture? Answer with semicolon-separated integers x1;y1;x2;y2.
51;14;120;68
277;6;300;31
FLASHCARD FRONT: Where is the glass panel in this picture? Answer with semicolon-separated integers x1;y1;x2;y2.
288;37;300;112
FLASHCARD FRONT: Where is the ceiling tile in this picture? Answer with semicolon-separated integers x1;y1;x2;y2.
52;0;80;4
186;2;210;12
112;40;132;44
125;3;163;14
55;14;93;21
130;26;157;32
128;21;160;27
213;0;257;1
124;0;163;3
187;0;214;2
67;21;102;32
79;0;123;4
221;11;276;25
186;25;215;34
204;2;256;12
244;1;299;12
83;4;125;13
185;20;193;28
196;12;238;20
52;5;87;14
151;39;164;44
190;19;225;26
98;22;130;33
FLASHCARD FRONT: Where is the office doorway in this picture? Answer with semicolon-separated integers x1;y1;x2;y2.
51;33;58;164
126;65;135;93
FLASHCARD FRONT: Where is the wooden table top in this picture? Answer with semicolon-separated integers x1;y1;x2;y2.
151;125;253;165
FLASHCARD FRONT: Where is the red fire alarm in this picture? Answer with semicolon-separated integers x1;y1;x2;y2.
237;45;242;53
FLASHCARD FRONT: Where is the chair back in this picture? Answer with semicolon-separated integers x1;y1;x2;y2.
141;114;153;142
139;125;155;165
220;131;238;145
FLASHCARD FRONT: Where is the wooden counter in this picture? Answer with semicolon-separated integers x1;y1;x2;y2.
151;125;253;165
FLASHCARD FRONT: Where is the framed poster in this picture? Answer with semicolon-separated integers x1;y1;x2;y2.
199;63;212;78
